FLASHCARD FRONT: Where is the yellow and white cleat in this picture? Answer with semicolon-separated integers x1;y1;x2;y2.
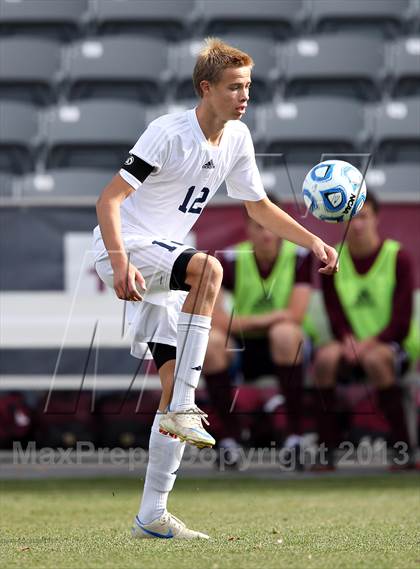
159;406;216;448
132;512;209;540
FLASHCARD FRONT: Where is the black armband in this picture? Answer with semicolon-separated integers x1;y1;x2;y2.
121;154;154;184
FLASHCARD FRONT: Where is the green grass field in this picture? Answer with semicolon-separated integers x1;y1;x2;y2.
0;475;419;569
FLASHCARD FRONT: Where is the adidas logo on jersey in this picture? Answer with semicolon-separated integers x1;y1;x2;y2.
354;288;374;308
202;159;215;169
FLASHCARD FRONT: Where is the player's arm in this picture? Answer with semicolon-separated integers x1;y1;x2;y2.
96;173;145;301
213;290;286;334
287;248;313;324
287;285;311;325
244;197;338;275
320;266;352;340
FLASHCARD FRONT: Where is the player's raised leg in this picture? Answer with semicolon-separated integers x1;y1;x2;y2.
133;352;209;539
160;252;223;448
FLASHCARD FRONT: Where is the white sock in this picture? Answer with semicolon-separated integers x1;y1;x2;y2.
138;412;186;524
170;312;211;411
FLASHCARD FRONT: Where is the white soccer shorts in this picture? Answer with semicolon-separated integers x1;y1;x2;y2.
95;235;194;358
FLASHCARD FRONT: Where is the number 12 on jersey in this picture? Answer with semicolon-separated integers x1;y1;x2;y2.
178;186;210;214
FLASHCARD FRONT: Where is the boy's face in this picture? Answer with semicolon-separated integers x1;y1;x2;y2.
347;201;379;245
200;66;252;121
247;218;280;252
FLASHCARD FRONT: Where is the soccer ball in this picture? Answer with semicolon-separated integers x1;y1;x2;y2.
302;160;367;223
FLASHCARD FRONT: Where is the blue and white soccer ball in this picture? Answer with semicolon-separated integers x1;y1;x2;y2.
302;160;367;223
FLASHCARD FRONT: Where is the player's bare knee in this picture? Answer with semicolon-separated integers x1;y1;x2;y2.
360;345;393;374
203;255;223;288
205;257;223;299
269;321;301;342
269;322;303;363
317;343;342;364
186;254;223;295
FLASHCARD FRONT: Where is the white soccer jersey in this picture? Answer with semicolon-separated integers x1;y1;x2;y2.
93;108;266;258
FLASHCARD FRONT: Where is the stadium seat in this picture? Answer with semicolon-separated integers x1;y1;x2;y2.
146;99;198;121
170;41;207;100
365;164;420;201
259;164;312;202
198;0;305;40
44;100;146;169
92;0;196;41
218;35;280;103
236;104;260;137
0;101;39;174
171;40;217;100
17;169;115;201
0;172;14;197
0;0;88;42
373;98;420;163
0;37;61;106
283;34;385;101
309;0;410;38
261;97;367;166
390;37;420;98
171;37;279;103
64;36;170;103
409;0;420;34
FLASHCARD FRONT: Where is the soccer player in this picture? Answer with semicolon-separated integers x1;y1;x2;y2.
93;38;338;539
313;191;419;470
204;196;314;468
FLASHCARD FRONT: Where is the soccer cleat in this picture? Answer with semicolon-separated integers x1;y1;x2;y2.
132;511;209;540
159;406;216;448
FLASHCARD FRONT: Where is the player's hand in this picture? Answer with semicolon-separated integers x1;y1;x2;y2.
243;311;287;331
342;335;377;364
113;261;146;301
312;238;339;275
353;338;378;360
265;310;290;326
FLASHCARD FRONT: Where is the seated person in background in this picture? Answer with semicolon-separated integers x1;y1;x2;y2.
314;191;419;470
203;195;314;463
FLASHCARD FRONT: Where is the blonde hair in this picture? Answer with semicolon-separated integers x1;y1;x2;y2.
192;37;254;98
